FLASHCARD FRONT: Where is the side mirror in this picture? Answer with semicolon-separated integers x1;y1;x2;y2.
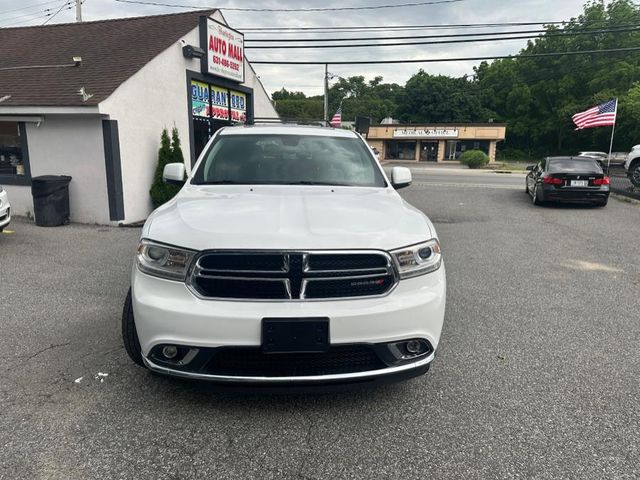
391;166;412;189
163;163;186;185
526;165;534;171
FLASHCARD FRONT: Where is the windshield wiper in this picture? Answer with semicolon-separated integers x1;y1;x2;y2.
283;181;352;186
198;180;245;185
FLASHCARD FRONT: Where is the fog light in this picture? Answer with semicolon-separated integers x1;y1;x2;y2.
406;340;423;354
162;345;178;359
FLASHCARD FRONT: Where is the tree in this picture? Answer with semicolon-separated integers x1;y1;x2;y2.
150;128;181;208
476;0;640;156
397;70;486;123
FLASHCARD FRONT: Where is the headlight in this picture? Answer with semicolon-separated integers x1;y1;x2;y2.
390;239;442;279
136;239;196;281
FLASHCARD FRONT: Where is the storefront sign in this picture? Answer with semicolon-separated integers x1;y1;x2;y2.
191;80;210;117
393;128;459;138
210;84;230;120
230;90;247;123
204;18;244;83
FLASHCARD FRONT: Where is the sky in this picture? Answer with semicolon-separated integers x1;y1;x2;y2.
0;0;594;96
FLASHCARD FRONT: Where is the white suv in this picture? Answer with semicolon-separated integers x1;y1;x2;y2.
0;186;10;232
123;126;446;388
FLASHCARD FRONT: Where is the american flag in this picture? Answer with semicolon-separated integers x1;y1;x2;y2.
329;105;342;127
572;99;617;130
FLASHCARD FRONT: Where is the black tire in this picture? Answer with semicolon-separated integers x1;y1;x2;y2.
525;179;530;194
597;198;608;207
630;163;640;188
122;288;144;366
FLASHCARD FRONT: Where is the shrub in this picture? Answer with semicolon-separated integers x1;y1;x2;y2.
459;149;490;169
150;127;183;208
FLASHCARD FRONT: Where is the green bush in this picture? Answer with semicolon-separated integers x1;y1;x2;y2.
150;127;183;208
459;149;490;169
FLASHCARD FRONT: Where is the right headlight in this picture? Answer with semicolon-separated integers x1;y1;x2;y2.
390;239;442;279
136;239;196;281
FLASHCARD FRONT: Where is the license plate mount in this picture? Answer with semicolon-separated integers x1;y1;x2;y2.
262;317;329;354
570;180;588;187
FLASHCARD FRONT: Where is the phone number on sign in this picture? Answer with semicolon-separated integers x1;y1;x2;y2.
212;55;241;72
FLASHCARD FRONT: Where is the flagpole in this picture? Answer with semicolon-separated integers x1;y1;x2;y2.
607;98;618;173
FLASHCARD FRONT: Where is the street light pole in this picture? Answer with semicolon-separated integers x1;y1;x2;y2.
75;0;82;22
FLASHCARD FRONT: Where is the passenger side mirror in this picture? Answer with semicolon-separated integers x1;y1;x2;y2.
391;166;412;189
526;165;534;171
163;163;186;185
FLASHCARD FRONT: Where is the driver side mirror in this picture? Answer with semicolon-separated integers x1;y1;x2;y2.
526;165;535;171
163;163;186;185
391;166;412;189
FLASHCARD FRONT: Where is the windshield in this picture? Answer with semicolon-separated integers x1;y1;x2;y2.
192;134;386;187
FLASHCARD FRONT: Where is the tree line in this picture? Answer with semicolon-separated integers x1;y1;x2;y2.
271;0;640;159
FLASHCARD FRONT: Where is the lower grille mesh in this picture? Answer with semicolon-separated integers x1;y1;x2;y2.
203;345;386;377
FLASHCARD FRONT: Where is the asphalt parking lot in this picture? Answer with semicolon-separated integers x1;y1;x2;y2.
2;170;640;479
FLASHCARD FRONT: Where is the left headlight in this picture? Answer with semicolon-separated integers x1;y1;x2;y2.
390;239;442;279
136;239;196;281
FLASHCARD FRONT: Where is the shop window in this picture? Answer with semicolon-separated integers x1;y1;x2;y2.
385;140;417;160
445;140;489;160
0;122;30;185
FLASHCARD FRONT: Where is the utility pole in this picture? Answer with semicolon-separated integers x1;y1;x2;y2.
75;0;82;22
323;64;329;126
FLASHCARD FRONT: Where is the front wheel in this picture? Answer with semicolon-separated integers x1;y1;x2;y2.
122;288;144;366
630;164;640;187
525;179;530;195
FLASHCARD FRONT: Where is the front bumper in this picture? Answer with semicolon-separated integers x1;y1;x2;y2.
143;350;434;387
131;264;446;384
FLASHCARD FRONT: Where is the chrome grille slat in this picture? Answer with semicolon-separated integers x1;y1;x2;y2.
188;250;398;301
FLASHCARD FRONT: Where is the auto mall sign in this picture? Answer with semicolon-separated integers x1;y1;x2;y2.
393;128;459;138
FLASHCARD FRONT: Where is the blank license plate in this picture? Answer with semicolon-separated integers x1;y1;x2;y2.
262;318;329;353
571;180;588;187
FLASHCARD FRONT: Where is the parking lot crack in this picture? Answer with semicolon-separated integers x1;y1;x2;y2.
21;342;72;361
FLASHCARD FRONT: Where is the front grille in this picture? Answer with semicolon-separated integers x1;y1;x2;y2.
203;345;387;377
190;251;397;300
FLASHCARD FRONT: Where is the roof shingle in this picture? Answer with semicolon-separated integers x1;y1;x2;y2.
0;10;216;107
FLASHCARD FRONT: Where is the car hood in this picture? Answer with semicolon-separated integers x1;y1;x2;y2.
144;185;435;251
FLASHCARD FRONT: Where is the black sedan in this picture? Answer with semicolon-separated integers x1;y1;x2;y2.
526;156;610;207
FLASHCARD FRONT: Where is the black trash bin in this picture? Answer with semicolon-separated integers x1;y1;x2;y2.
31;175;72;227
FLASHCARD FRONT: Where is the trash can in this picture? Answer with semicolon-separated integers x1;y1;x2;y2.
31;175;72;227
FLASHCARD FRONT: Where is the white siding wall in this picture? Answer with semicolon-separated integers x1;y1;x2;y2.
3;115;110;224
98;30;199;224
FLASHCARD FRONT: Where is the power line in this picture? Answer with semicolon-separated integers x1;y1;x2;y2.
243;34;624;50
239;21;587;32
0;2;72;25
249;46;640;65
112;0;467;11
42;1;72;25
0;0;67;16
244;25;640;43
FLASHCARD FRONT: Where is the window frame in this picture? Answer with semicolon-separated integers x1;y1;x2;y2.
0;122;32;186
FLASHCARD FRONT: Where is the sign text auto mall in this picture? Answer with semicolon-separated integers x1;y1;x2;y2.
202;18;244;83
393;128;459;138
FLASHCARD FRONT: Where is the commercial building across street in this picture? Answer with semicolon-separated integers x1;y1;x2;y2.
366;123;507;163
0;10;278;224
